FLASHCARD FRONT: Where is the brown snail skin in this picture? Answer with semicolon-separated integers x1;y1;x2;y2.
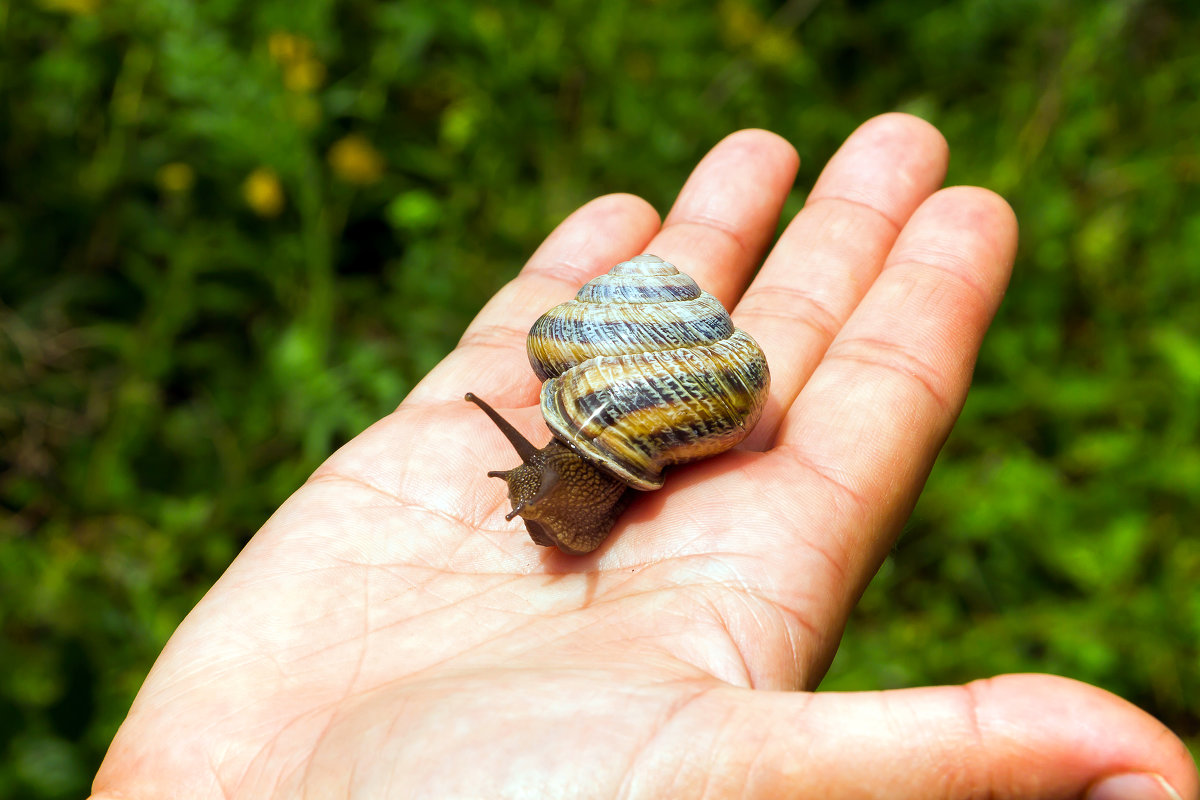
467;253;770;555
465;393;632;555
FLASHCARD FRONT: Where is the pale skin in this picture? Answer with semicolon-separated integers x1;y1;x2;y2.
92;114;1198;799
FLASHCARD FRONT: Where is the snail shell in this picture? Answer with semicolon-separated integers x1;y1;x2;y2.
528;254;769;489
468;253;769;554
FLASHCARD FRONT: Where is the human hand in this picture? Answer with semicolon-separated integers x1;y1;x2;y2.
92;114;1197;799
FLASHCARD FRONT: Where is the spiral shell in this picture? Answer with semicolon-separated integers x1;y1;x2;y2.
527;254;769;491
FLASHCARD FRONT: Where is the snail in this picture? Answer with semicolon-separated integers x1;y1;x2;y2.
466;253;770;555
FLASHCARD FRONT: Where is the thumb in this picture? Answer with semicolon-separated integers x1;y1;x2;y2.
701;674;1197;799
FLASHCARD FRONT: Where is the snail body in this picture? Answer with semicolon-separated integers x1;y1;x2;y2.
467;254;769;554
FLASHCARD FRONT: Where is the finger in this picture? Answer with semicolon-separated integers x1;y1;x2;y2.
770;186;1017;617
735;113;950;450
406;193;660;407
645;128;799;308
694;674;1198;799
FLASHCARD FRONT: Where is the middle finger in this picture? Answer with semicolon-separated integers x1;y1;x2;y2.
643;127;800;309
734;113;950;450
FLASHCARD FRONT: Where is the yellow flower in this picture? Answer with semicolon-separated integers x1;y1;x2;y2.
267;32;312;65
751;29;798;67
328;134;385;186
156;162;195;194
243;168;284;218
718;0;761;46
38;0;100;14
283;58;326;92
266;32;326;93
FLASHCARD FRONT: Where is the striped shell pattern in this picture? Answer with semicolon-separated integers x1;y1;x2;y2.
527;254;770;491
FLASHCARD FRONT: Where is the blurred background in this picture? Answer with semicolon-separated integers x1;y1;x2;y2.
2;0;1198;795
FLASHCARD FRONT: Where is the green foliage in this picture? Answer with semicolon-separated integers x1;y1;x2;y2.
2;0;1198;795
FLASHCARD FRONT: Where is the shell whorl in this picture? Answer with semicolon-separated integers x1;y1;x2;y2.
527;254;769;491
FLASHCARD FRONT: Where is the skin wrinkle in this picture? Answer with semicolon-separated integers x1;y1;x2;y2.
724;690;782;796
883;255;995;310
423;575;766;693
227;559;368;590
365;580;537;650
623;569;821;689
738;723;769;799
304;469;406;505
343;570;370;695
663;213;756;261
771;443;873;520
586;548;690;593
382;577;493;627
662;133;795;240
460;582;667;657
402;355;536;408
517;603;615;654
769;198;889;294
456;321;531;353
524;261;609;295
792;524;851;588
381;505;485;561
525;197;660;271
958;681;995;797
735;283;844;343
235;701;332;798
804;193;907;234
686;588;756;688
744;692;816;800
380;706;406;797
704;572;824;653
280;705;337;800
283;627;368;666
624;687;723;800
376;594;597;681
594;547;779;600
724;585;822;687
153;655;278;719
525;247;643;293
437;526;536;571
821;335;955;414
211;750;233;800
721;589;787;689
389;530;465;573
724;695;766;798
306;586;506;675
303;470;516;547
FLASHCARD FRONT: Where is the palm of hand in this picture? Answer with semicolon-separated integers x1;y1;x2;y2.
94;116;1196;799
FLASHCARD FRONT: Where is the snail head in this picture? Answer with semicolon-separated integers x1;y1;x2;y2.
465;393;631;555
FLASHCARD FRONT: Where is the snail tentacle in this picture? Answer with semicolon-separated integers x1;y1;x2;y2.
466;392;631;555
464;392;540;461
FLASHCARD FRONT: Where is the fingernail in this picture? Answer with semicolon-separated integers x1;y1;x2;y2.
1087;773;1183;800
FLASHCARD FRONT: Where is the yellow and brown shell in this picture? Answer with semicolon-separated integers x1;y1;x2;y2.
527;254;770;490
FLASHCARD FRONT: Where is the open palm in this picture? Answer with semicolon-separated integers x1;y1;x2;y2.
93;115;1196;800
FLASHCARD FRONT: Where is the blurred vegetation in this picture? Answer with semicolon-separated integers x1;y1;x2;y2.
1;0;1198;795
